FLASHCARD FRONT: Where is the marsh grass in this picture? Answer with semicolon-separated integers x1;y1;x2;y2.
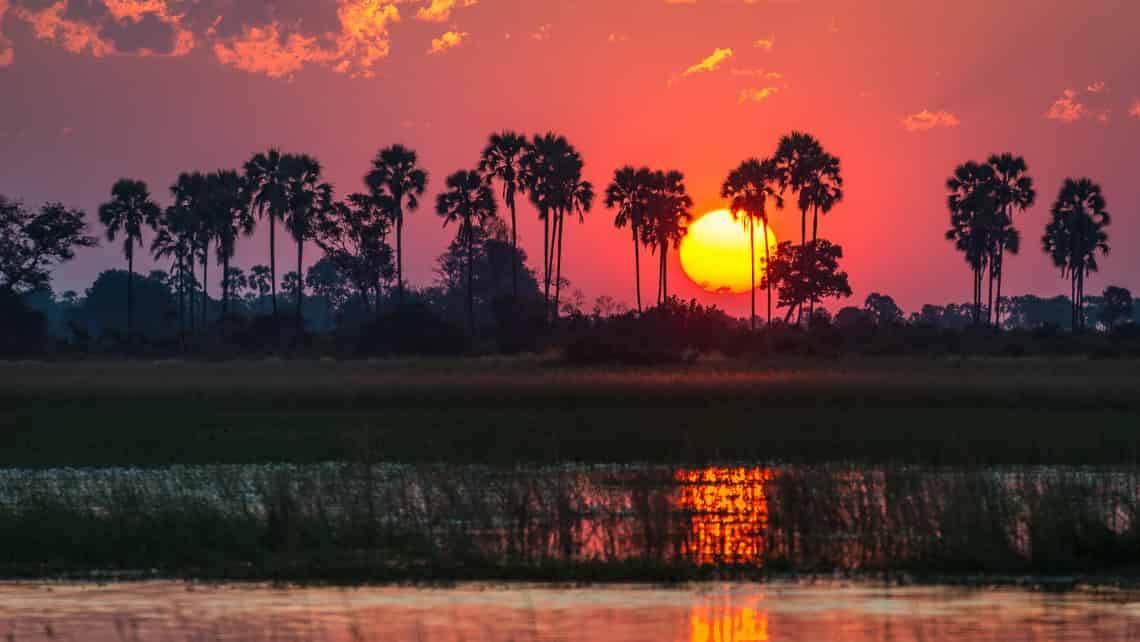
2;463;1140;581
4;358;1140;467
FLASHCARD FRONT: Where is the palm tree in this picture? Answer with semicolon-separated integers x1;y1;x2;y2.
606;166;653;313
282;154;332;329
366;145;427;305
521;132;574;313
1043;178;1111;331
244;149;289;318
554;171;595;320
478;131;530;298
987;153;1035;327
946;161;999;325
774;132;842;323
643;170;692;306
722;158;783;330
151;205;195;342
208;170;255;318
98;178;160;339
171;171;212;327
436;169;498;333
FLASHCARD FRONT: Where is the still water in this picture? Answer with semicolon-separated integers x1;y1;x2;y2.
2;581;1140;641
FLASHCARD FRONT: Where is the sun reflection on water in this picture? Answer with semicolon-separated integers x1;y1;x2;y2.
676;467;773;566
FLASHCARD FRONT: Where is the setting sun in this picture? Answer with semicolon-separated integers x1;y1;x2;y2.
680;210;778;295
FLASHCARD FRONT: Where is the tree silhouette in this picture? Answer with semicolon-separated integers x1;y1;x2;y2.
436;169;498;333
315;194;394;316
150;205;195;341
945;161;999;325
606;166;653;313
98;179;160;339
479;131;530;298
208;170;255;318
774;132;843;323
642;170;691;306
244;149;289;318
987;153;1035;327
763;240;852;320
366;145;427;306
1043;177;1111;331
282;154;332;330
721;158;783;330
0;196;95;295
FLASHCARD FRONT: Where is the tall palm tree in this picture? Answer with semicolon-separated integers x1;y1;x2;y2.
553;171;595;320
521;132;573;312
98;178;160;338
436;169;498;333
366;145;427;305
244;149;290;318
151;205;194;342
208;170;255;318
987;153;1035;327
606;166;653;313
1043;178;1111;331
946;161;999;325
282;154;332;329
642;170;692;306
774;132;842;323
722;158;783;330
478;131;530;298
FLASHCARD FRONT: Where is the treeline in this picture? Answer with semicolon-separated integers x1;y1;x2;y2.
0;129;1134;361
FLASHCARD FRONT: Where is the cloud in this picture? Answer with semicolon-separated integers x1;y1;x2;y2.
415;0;476;23
427;29;466;54
738;86;779;103
681;47;732;77
530;23;551;41
0;0;13;66
1045;88;1087;123
901;109;960;132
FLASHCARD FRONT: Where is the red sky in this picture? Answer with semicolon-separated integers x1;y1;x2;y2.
1;0;1138;316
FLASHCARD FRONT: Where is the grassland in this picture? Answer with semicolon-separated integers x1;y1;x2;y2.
3;356;1140;467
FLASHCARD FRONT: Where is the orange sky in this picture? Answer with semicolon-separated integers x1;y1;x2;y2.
1;0;1138;315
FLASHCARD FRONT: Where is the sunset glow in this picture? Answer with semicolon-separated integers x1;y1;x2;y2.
680;210;778;295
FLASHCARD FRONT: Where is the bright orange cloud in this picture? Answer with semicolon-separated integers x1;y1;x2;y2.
416;0;477;23
213;0;401;78
901;109;960;131
681;47;732;77
1045;89;1087;123
738;86;779;103
427;29;468;54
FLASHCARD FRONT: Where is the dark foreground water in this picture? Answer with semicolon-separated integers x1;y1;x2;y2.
3;581;1140;641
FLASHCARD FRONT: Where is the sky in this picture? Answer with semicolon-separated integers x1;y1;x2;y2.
1;0;1139;317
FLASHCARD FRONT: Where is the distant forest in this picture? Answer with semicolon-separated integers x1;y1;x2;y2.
1;130;1136;360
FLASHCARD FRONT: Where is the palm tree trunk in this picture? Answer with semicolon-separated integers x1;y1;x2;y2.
127;245;134;341
749;216;756;332
296;239;304;332
270;215;278;318
202;240;209;327
510;196;518;299
632;225;642;313
396;208;404;306
763;219;772;329
554;211;565;322
466;218;475;334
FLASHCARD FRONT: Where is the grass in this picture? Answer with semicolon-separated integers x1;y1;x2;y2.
3;356;1140;467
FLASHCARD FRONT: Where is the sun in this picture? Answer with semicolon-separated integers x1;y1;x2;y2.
680;209;778;295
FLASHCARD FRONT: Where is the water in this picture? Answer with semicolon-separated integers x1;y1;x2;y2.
2;581;1140;641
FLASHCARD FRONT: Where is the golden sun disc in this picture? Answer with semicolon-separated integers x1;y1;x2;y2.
679;209;778;295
